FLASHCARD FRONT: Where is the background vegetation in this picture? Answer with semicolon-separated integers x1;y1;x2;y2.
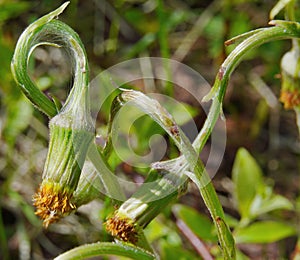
0;0;299;259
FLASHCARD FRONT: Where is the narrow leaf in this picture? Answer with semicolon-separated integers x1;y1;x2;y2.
225;28;265;46
54;242;155;260
269;0;293;19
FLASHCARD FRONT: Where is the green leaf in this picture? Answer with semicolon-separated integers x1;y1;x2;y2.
225;28;264;46
232;148;264;219
250;193;294;217
54;242;155;260
115;89;235;258
232;149;293;222
162;245;199;260
234;221;296;244
172;204;217;242
269;0;293;19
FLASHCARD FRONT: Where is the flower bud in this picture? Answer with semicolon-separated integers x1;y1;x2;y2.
33;109;94;227
105;168;187;245
10;2;96;227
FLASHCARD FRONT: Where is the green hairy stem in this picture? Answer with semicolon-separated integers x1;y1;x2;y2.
11;1;300;259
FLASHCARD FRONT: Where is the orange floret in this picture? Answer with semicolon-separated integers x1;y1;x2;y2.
105;214;138;244
33;181;76;228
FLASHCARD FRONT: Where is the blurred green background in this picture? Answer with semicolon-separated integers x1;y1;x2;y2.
0;0;299;259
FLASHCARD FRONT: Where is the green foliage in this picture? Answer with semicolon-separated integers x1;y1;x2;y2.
232;148;293;226
165;148;297;257
2;0;300;259
161;245;199;260
229;148;297;258
234;221;296;244
232;148;265;220
54;242;156;260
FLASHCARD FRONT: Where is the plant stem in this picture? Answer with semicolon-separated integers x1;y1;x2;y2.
117;89;235;258
189;20;300;258
116;21;300;258
54;242;155;260
198;22;300;155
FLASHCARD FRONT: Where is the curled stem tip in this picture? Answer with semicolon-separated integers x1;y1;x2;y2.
13;2;94;227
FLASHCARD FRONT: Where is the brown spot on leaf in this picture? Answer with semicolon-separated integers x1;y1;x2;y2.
218;67;226;80
170;124;179;137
